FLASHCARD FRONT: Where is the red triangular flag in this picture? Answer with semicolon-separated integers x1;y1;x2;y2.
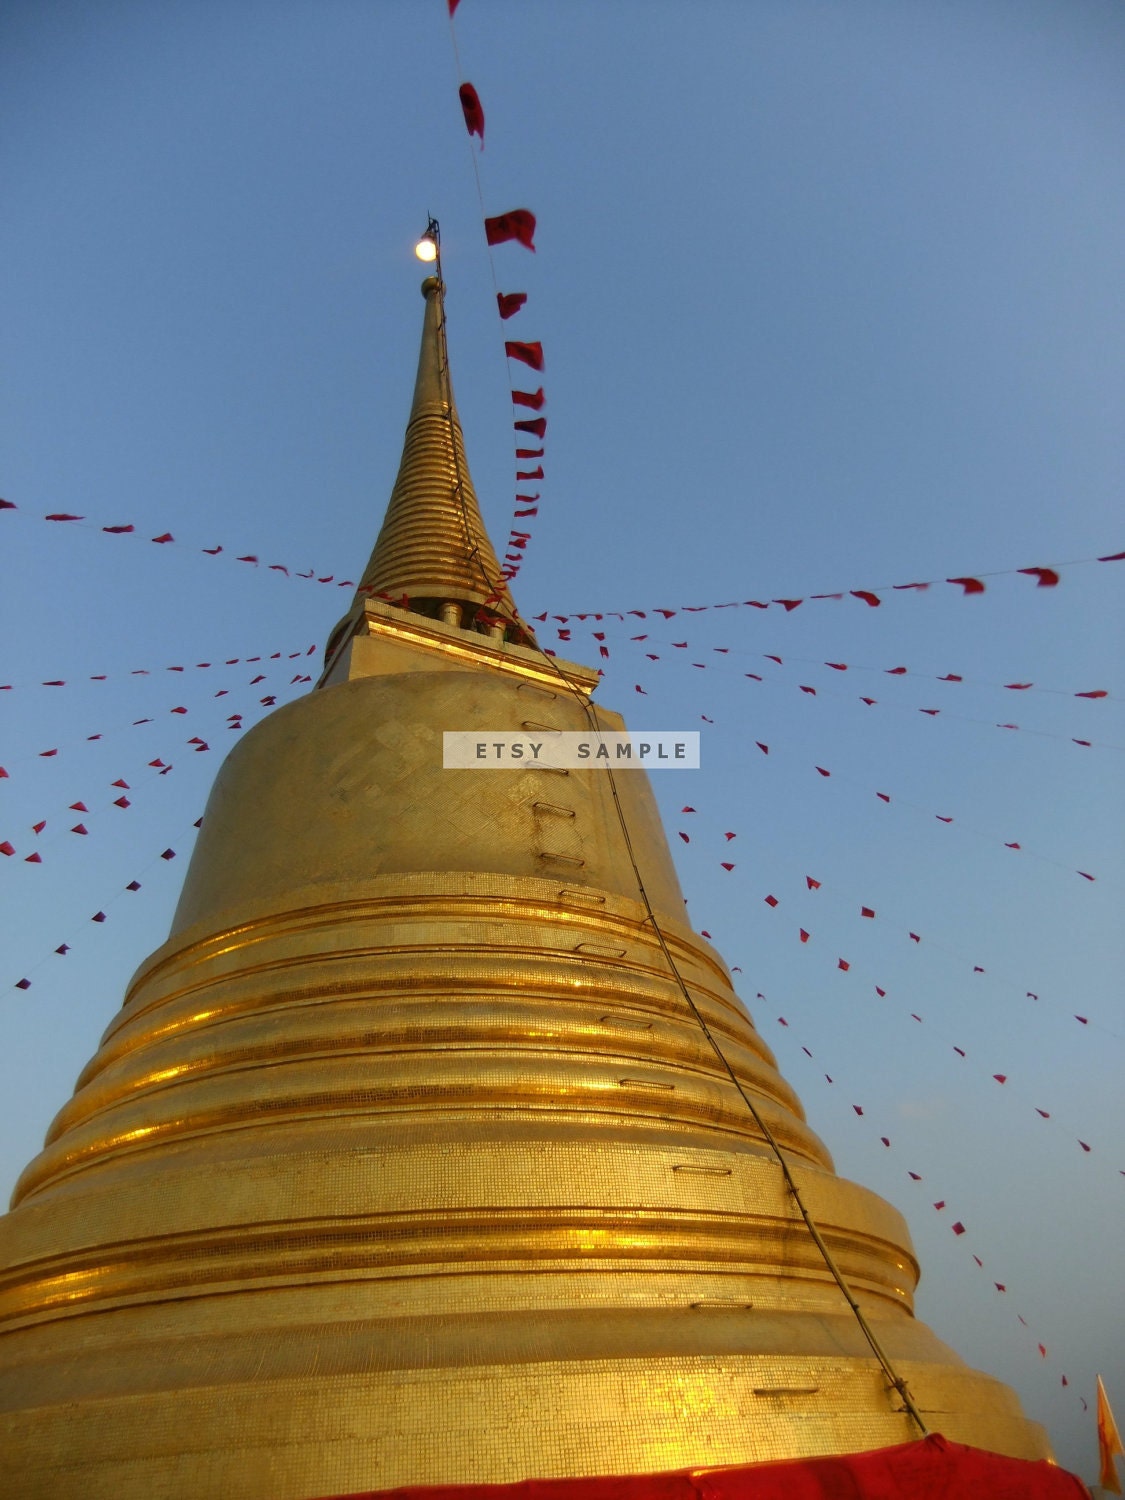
512;388;545;410
459;82;484;143
497;293;527;320
505;340;544;370
1018;566;1059;587
485;209;536;251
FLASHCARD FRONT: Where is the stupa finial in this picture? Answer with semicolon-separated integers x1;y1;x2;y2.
345;234;530;645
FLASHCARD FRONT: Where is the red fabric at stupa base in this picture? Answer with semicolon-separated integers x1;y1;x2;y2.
315;1434;1089;1500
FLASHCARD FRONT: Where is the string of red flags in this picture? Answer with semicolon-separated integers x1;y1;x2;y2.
4;670;318;987
569;619;1118;710
664;712;1103;884
591;642;1125;810
585;624;1121;753
444;0;549;598
539;546;1125;620
1;501;355;591
767;1010;1082;1399
587;682;1117;758
1;673;314;862
0;663;310;779
680;806;1118;1044
9;498;1124;623
741;880;1116;1164
9;815;205;995
6;759;185;865
0;643;316;694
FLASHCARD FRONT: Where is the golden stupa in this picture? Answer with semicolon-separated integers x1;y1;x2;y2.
0;274;1052;1498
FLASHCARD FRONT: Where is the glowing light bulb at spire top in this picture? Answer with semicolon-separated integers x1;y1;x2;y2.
414;216;440;263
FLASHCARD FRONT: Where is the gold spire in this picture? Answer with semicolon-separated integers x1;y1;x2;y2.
341;275;529;645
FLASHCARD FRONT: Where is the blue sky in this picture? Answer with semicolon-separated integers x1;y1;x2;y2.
1;0;1123;1482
